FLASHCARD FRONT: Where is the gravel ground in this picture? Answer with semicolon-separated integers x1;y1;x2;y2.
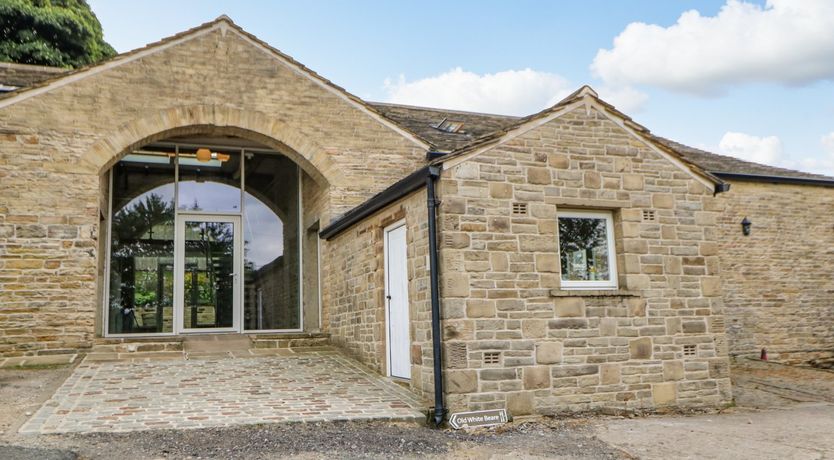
19;419;627;459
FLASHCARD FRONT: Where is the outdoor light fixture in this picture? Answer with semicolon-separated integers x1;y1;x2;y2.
196;147;212;162
741;217;752;236
195;148;231;163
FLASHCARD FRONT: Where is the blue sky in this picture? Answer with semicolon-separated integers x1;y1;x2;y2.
89;0;834;176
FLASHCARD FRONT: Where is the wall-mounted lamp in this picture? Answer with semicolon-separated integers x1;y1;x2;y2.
741;217;752;236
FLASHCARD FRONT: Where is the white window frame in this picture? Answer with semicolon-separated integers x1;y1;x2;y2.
557;209;618;290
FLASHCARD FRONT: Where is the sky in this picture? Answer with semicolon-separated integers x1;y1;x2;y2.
88;0;834;176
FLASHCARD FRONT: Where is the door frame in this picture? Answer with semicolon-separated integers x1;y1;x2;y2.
383;220;411;379
174;213;243;334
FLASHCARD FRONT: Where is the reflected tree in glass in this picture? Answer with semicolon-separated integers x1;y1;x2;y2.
559;217;610;281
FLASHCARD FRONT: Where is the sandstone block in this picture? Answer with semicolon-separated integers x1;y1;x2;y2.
522;320;547;338
682;320;706;334
701;277;721;296
625;298;646;316
663;360;685;381
447;370;478;393
554;297;585;317
523;366;551;389
653;382;677;405
629;337;652;359
600;363;621;385
466;300;495;318
536;342;563;364
527;167;551;185
535;253;560;273
507;392;534;416
443;273;470;297
599;318;617;336
548;154;569;168
623;174;643;190
652;193;675;209
489;182;513;199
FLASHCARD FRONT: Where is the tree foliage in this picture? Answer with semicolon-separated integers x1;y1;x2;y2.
0;0;115;68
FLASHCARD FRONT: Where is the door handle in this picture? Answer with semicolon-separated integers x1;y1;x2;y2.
386;295;392;300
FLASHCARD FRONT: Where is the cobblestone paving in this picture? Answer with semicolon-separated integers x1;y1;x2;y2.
20;351;425;434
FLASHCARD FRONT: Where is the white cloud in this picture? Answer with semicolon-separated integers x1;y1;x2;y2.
596;86;649;113
718;131;783;165
383;68;573;116
804;132;834;176
592;0;834;95
822;132;834;155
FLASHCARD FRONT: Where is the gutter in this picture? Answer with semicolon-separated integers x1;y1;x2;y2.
712;172;834;187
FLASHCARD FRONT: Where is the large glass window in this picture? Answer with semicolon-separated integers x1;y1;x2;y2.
558;210;618;290
108;153;176;334
243;155;301;330
106;144;303;335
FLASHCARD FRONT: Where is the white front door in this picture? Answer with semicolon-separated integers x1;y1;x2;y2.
174;214;242;333
385;222;411;379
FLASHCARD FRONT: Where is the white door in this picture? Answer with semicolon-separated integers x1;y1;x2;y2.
174;214;242;333
385;222;411;379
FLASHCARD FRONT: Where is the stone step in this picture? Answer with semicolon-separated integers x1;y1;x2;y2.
183;334;252;352
250;333;330;349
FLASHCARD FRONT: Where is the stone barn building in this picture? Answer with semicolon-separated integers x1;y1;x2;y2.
0;17;832;419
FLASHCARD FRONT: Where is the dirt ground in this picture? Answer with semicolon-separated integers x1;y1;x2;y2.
1;358;833;459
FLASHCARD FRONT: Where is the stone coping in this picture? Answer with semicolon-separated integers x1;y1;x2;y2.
0;354;78;368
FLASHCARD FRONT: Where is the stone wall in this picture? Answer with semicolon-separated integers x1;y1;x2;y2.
718;181;834;363
322;190;434;400
0;21;426;356
436;106;732;415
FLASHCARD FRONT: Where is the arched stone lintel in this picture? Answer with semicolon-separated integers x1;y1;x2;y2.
79;104;335;188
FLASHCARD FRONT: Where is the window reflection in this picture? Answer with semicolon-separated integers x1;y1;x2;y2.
559;216;611;282
108;157;175;334
243;155;300;330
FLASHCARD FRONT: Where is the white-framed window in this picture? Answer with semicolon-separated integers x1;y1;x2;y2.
557;209;618;290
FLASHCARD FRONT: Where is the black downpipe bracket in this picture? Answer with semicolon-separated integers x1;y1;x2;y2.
426;165;445;427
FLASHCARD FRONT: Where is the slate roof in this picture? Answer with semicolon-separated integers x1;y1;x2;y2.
371;99;834;183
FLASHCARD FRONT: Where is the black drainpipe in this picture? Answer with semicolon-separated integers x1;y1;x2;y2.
426;164;445;427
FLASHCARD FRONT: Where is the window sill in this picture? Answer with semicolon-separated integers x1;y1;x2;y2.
549;289;640;298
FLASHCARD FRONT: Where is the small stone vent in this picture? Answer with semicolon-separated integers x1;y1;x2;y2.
683;344;697;357
710;317;726;333
483;352;501;365
512;202;528;216
642;209;656;222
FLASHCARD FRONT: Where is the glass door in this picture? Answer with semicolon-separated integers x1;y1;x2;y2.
174;214;241;333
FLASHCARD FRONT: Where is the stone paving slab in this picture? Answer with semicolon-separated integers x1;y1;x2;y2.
19;351;425;434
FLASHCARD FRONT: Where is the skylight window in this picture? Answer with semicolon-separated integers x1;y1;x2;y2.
434;118;464;133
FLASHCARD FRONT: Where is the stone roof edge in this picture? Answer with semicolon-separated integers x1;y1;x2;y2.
219;20;432;150
0;16;433;150
0;61;68;73
0;16;226;108
435;85;721;190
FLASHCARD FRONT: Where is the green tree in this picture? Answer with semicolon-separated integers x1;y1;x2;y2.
0;0;115;68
